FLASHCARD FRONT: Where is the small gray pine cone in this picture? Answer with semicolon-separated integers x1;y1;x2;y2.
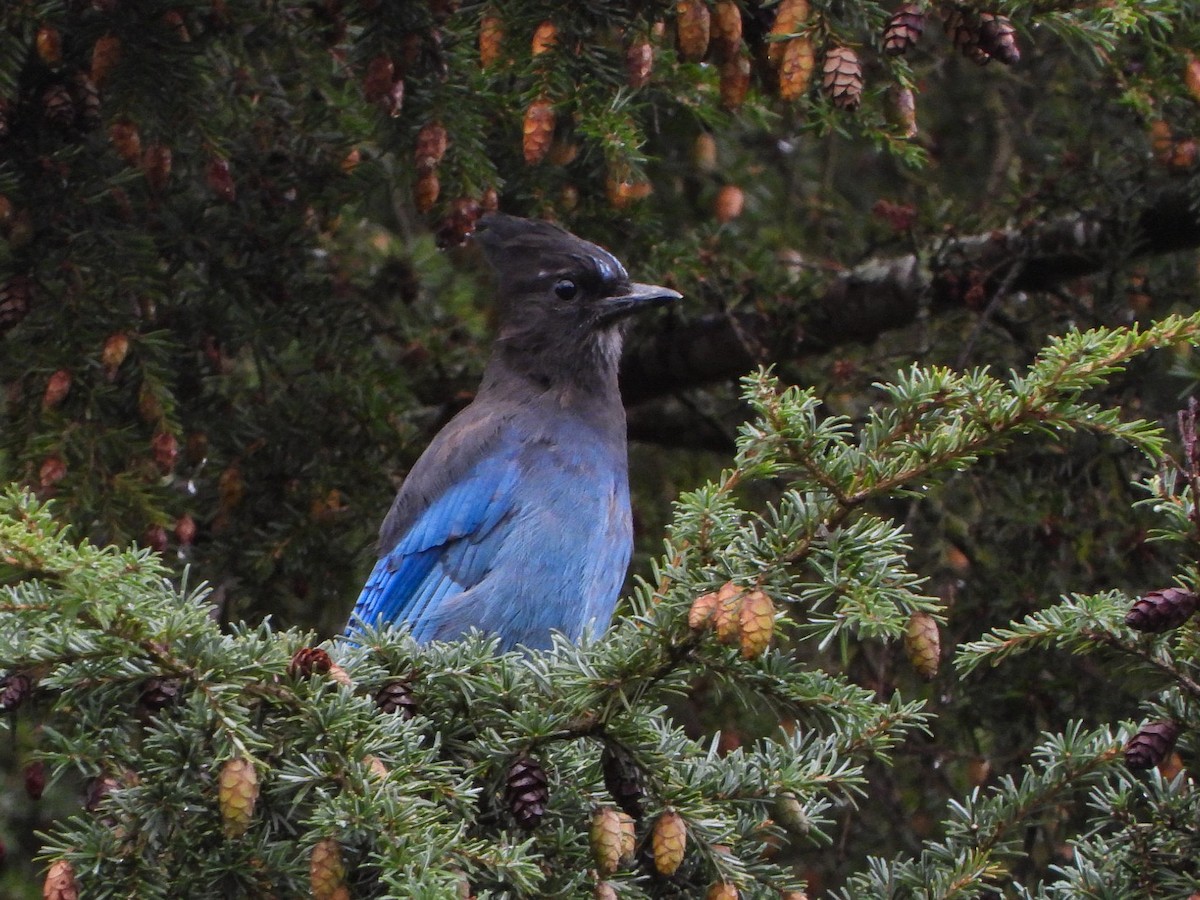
505;754;549;830
374;679;416;719
1125;720;1181;770
1125;588;1199;633
0;672;32;711
883;3;925;55
977;13;1019;65
821;46;863;110
601;744;644;819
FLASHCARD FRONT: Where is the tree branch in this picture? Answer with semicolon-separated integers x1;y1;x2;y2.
620;185;1200;405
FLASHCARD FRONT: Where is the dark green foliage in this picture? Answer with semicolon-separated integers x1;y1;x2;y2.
4;0;1200;897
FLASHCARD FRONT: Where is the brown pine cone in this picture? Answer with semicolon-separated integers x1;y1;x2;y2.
1126;588;1199;633
821;46;863;110
675;0;711;63
883;3;924;55
1124;720;1181;770
289;647;333;678
374;679;417;719
650;808;687;875
0;672;32;711
138;677;182;713
978;13;1019;65
601;744;644;819
505;754;549;829
710;1;743;62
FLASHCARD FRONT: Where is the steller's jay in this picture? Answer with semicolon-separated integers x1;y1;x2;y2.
347;213;680;651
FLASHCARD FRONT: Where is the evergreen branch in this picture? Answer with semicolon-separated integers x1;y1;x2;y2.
837;724;1126;899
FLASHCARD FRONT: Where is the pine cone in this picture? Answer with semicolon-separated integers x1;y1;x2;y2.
70;74;101;131
650;808;687;876
91;33;122;86
85;772;121;812
218;756;259;837
738;589;775;658
43;859;79;900
773;791;811;835
505;754;549;829
289;647;333;678
626;39;653;89
707;882;739;900
778;37;815;101
1124;720;1181;770
710;1;743;62
719;53;751;110
767;0;810;68
109;119;142;165
904;611;940;679
0;275;33;334
822;46;863;110
415;121;449;172
1186;53;1200;103
138;677;182;713
479;11;504;68
888;85;918;138
595;883;618;900
883;3;925;55
617;810;636;863
141;143;173;193
37;25;64;67
362;754;389;781
522;97;555;165
374;679;417;719
713;581;746;645
310;837;347;900
601;744;644;819
206;156;236;202
42;83;75;129
0;672;32;712
590;806;624;876
688;589;721;630
436;197;483;248
977;13;1019;65
944;8;989;65
25;760;46;800
363;54;395;106
414;169;440;213
1126;588;1199;633
531;20;557;56
675;0;711;63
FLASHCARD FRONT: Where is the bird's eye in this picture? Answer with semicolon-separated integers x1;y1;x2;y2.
553;279;578;300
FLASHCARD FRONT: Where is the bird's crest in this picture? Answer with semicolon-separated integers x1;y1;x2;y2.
474;213;628;293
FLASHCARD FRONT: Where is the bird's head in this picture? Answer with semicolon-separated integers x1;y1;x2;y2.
473;215;679;384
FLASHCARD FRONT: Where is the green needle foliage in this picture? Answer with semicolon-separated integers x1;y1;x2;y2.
5;312;1200;897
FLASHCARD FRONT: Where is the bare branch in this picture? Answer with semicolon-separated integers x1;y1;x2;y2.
620;185;1200;404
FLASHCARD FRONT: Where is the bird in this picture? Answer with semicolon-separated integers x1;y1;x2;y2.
347;213;681;651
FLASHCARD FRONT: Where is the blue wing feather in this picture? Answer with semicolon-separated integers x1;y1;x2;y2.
348;451;521;634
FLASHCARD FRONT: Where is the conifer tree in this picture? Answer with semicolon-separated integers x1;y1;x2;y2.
4;1;1200;897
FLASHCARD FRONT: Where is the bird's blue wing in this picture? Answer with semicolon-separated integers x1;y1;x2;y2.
348;454;521;637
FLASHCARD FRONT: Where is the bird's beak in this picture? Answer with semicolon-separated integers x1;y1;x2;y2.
597;282;682;322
